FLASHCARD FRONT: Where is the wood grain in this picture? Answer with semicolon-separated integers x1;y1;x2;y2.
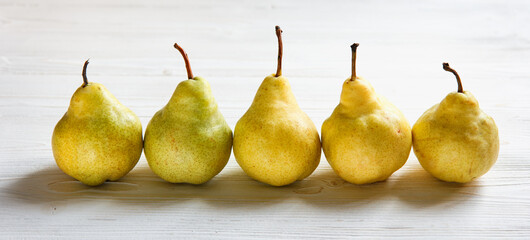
1;0;529;238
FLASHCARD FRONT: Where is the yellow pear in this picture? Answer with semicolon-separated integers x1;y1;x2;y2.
412;63;499;183
321;44;412;184
233;26;321;186
144;43;233;184
52;60;143;186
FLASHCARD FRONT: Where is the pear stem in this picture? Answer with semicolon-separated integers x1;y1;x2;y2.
82;59;89;87
174;43;194;79
443;62;463;93
351;43;359;81
275;25;283;77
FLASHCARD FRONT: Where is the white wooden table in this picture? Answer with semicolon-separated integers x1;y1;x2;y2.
1;0;529;238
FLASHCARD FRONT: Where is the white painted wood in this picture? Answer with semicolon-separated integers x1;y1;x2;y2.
1;0;529;238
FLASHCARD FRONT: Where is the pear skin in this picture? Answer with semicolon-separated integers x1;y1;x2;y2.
52;60;143;186
234;74;321;186
321;78;412;185
412;63;499;183
321;44;412;185
233;26;321;186
144;44;232;184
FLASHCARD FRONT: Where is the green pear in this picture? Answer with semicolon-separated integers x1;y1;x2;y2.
144;43;232;184
52;60;143;186
233;26;321;187
412;63;499;183
321;44;412;184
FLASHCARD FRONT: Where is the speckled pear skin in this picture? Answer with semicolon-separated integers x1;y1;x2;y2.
233;74;321;187
52;83;143;186
321;77;412;184
412;91;499;183
144;76;233;184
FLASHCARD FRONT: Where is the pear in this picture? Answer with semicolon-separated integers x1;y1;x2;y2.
52;60;143;186
321;44;412;184
143;43;232;184
412;63;499;183
233;26;321;187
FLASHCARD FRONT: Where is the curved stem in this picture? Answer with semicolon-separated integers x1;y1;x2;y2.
275;26;283;77
443;62;463;93
350;43;359;81
174;43;194;79
82;59;89;87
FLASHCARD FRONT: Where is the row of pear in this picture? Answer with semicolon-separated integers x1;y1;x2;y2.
52;26;499;187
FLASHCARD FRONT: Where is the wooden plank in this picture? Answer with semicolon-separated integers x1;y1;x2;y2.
0;0;529;238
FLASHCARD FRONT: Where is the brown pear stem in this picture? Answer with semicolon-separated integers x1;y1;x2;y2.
443;62;463;93
275;26;283;77
82;59;89;87
351;43;359;81
174;43;194;79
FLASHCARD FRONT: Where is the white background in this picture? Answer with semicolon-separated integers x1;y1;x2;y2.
1;0;529;238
